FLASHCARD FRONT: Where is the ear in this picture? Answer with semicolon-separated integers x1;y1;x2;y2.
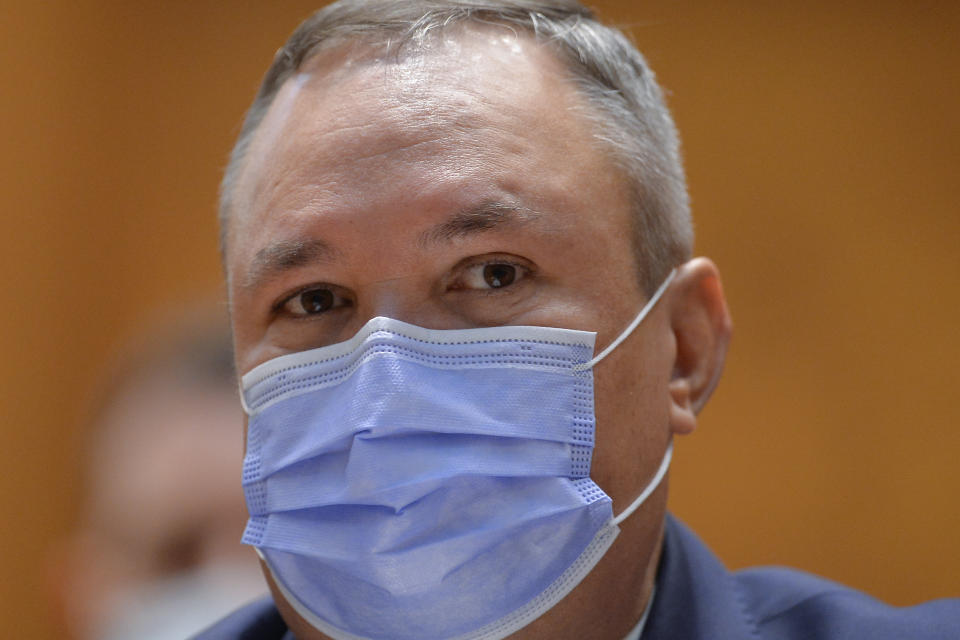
666;258;732;435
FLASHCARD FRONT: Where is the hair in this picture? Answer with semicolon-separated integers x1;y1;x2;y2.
219;0;692;294
82;306;236;445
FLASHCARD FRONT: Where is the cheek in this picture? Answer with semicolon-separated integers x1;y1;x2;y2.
230;300;268;374
588;331;672;509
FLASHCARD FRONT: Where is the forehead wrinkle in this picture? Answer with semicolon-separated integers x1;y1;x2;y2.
247;32;557;214
243;239;339;292
418;201;541;248
269;90;485;193
299;39;517;148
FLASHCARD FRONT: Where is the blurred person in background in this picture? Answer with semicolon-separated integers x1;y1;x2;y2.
49;307;266;640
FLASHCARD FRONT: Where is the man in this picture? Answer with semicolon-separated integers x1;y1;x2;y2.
50;310;265;639
202;1;959;638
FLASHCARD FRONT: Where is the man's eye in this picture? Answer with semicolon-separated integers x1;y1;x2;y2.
459;262;526;290
280;287;350;316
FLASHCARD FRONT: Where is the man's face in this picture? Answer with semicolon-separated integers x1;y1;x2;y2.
227;27;678;638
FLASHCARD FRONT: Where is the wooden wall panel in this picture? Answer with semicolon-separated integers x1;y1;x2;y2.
1;1;956;636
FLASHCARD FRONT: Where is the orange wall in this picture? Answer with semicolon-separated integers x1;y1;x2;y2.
2;1;957;636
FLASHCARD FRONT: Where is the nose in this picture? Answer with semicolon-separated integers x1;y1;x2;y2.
342;277;470;337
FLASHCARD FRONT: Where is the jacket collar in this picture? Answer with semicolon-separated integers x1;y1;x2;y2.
642;514;757;639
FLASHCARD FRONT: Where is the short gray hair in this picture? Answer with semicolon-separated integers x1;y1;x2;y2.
219;0;692;294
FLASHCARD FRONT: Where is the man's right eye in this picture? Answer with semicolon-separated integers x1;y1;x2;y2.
279;286;351;317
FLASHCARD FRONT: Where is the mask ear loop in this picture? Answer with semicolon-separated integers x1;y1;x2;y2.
238;380;253;416
573;269;677;372
612;441;673;526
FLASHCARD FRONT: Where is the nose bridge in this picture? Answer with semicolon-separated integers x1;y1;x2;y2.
350;276;461;332
363;277;413;322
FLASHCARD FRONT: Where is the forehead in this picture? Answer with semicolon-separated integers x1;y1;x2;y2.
252;27;581;158
226;27;627;252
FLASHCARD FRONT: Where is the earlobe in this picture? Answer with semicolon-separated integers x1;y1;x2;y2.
668;378;697;435
666;258;732;435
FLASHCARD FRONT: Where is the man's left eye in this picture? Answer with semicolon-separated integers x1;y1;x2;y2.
458;261;527;290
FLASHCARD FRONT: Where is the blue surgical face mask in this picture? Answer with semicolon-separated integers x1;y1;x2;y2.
239;271;676;640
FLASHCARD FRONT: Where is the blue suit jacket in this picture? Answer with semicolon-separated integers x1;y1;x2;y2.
195;515;959;639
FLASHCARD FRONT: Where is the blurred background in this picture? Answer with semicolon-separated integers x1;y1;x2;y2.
2;0;958;637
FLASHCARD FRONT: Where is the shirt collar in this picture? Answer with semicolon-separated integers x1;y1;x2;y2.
623;585;656;640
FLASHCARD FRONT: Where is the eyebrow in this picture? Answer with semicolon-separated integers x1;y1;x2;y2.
241;201;539;292
242;239;339;292
418;201;541;247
